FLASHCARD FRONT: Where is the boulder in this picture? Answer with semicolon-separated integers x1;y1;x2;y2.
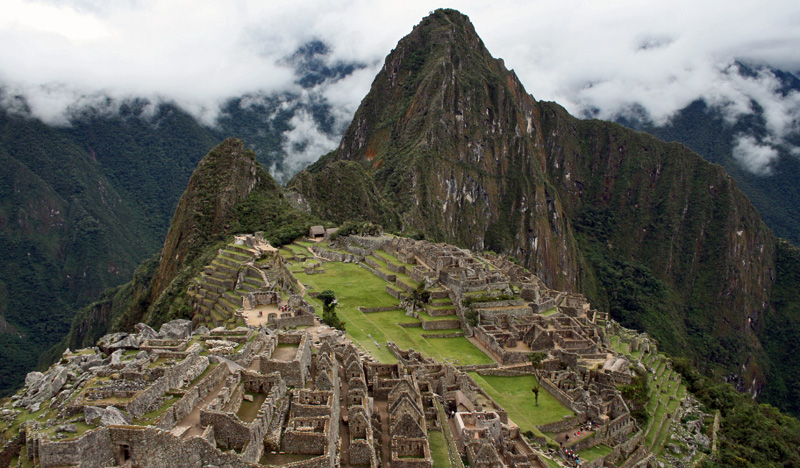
159;319;192;340
25;371;44;388
85;405;130;426
110;334;140;351
100;406;130;426
84;406;104;424
109;349;125;365
193;325;210;336
56;424;77;433
136;323;159;340
80;354;104;372
20;365;69;409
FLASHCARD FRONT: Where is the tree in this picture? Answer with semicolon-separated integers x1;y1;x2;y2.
404;283;431;312
529;352;547;406
529;352;547;376
317;289;345;331
318;290;336;309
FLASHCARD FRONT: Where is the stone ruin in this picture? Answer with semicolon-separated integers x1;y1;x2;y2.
0;234;685;468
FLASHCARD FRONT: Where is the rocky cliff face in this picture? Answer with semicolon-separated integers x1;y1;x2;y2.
291;9;778;391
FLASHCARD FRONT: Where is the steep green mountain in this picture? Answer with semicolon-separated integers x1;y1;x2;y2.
290;9;788;403
46;138;319;360
614;68;800;412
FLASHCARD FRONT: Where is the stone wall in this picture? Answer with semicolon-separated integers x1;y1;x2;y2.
421;320;460;330
126;377;168;419
385;262;408;274
199;411;250;451
280;454;331;468
259;333;311;387
155;365;230;430
108;426;254;468
535;416;581;433
38;426;114;468
271;314;315;329
0;432;24;468
311;245;361;263
349;439;374;465
424;306;456;317
282;417;329;454
420;332;463;338
386;285;407;299
399;322;422;328
538;378;582;414
359;306;401;313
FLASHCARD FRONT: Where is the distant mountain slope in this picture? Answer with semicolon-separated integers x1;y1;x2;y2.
0;90;344;395
617;65;800;245
0;109;165;395
291;8;789;405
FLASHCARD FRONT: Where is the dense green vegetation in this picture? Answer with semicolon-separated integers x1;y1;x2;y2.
621;71;800;247
759;240;800;416
673;358;800;467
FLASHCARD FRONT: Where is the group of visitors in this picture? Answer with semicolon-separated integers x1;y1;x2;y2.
563;448;581;465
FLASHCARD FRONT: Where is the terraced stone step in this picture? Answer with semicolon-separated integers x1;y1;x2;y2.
242;276;265;288
214;256;242;269
221;248;253;262
227;244;256;256
200;274;235;290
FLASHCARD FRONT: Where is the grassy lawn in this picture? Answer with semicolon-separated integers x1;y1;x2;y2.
428;431;450;467
292;262;491;365
578;444;613;462
468;373;574;432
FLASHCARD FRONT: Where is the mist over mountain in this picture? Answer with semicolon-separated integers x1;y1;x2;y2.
0;41;361;395
616;64;800;245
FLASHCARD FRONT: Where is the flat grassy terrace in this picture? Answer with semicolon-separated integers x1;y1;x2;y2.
428;431;449;467
578;444;613;462
468;373;574;433
292;261;491;365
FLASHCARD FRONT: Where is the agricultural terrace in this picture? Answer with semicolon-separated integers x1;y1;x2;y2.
609;335;691;461
286;249;492;366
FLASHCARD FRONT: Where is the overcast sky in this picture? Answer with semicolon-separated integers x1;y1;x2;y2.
2;0;799;174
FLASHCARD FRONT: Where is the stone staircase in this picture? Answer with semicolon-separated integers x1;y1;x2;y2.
188;244;269;329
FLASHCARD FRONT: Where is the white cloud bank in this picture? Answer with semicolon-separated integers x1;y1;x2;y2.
1;0;799;173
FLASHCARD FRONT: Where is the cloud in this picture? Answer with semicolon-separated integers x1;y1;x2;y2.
732;135;779;175
277;109;340;182
1;0;799;173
